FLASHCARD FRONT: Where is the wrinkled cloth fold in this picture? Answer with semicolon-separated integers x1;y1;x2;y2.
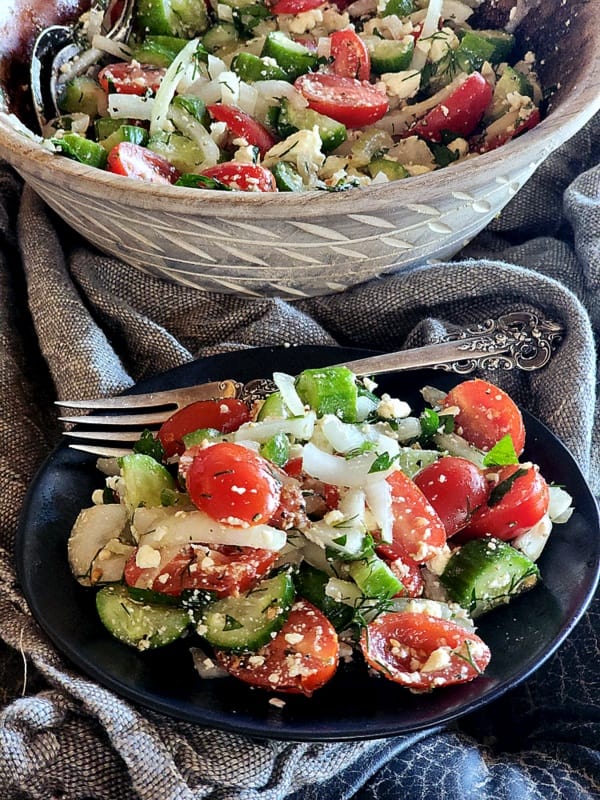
0;113;598;799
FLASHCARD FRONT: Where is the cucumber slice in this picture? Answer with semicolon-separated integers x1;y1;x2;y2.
259;431;290;466
295;366;358;423
369;38;414;74
277;98;347;153
172;94;210;127
120;452;177;510
96;584;189;649
100;124;149;152
484;66;533;122
271;160;305;191
199;571;295;650
202;21;241;53
367;157;409;181
294;563;354;632
58;76;105;119
231;52;289;83
136;0;210;37
380;0;413;16
440;537;540;618
147;130;206;172
94;117;123;140
256;391;291;420
182;426;222;448
52;133;108;168
131;35;189;67
347;553;403;599
261;31;318;80
455;31;497;72
475;29;516;62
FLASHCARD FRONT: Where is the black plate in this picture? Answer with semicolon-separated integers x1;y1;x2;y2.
16;346;600;741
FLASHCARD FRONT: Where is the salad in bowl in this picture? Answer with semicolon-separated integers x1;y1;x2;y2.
67;366;573;697
41;0;543;192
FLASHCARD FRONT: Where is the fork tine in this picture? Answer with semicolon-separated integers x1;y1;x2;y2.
55;379;240;411
63;430;143;442
58;410;173;426
68;444;133;458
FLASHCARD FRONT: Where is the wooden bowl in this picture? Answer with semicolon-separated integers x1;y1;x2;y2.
0;0;599;298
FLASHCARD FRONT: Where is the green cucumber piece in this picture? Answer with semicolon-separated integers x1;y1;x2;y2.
475;29;516;62
202;22;241;53
94;117;123;140
99;124;149;152
369;38;414;74
172;94;210;127
199;571;295;650
277;98;346;153
147;131;206;172
259;431;290;466
58;75;105;119
381;0;413;16
295;563;354;632
182;426;222;448
440;537;540;618
261;31;318;80
131;35;189;67
175;173;232;190
367;157;409;181
120;452;177;510
97;584;189;649
52;133;107;168
295;366;359;423
272;160;305;191
485;65;534;122
256;391;291;420
455;31;497;72
231;51;289;82
347;553;403;599
136;0;210;37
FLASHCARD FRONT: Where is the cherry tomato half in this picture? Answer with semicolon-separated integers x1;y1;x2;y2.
330;29;371;81
459;463;550;541
294;73;389;128
477;107;541;153
442;378;526;455
107;142;180;184
124;543;278;598
360;611;491;691
407;71;493;142
386;469;447;562
206;104;277;156
98;62;165;95
270;0;324;13
200;163;277;192
215;600;339;695
187;441;281;526
414;456;489;537
158;398;251;458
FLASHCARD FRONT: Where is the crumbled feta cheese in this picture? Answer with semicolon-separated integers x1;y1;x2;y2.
135;544;161;569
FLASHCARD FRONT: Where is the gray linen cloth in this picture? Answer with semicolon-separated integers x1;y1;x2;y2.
0;113;598;799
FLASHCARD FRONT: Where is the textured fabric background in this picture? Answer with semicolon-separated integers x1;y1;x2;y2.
0;113;598;799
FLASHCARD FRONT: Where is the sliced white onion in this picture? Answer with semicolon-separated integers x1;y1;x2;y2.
433;432;485;469
150;37;202;135
356;393;377;421
325;577;363;606
273;372;306;417
108;93;154;120
91;34;133;60
337;488;366;522
133;507;286;550
302;442;388;488
302;519;368;557
168;104;220;167
320;415;368;454
548;485;574;524
512;514;553;562
364;475;393;543
68;504;132;586
421;0;444;39
190;647;228;679
232;411;316;444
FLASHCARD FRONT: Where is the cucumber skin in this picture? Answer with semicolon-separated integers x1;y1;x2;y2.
295;366;358;423
440;537;540;618
295;564;354;632
97;585;190;649
199;571;295;651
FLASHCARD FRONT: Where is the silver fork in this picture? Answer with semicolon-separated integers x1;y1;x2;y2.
56;311;564;457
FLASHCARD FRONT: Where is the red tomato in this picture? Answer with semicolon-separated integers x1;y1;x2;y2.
215;600;339;695
360;611;491;691
407;72;493;142
270;0;323;12
158;398;250;459
330;29;371;81
200;163;277;192
386;470;447;562
459;463;550;541
98;62;165;95
107;142;180;184
186;442;281;526
477;107;541;153
442;379;526;455
414;457;489;537
124;543;278;598
206;104;277;156
375;540;424;598
294;73;389;128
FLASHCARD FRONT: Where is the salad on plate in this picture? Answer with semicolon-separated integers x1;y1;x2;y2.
39;0;543;191
67;366;573;697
